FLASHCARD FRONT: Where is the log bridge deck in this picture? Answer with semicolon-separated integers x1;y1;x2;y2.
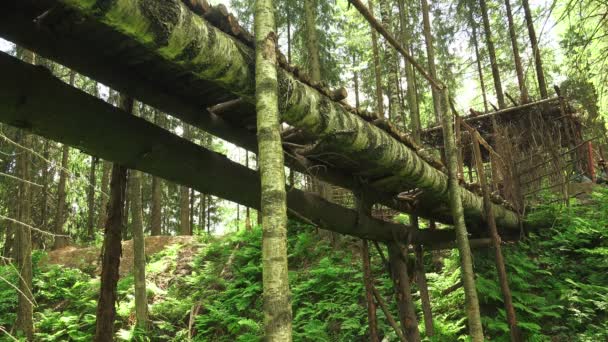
0;0;525;248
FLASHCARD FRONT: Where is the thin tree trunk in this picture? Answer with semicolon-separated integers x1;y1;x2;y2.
397;0;421;141
440;96;484;340
179;124;191;235
245;150;252;230
362;239;379;341
387;242;421;341
254;0;293;339
129;101;148;331
521;0;548;98
40;140;50;230
503;0;529;103
369;0;385;116
15;52;34;339
97;160;111;231
421;0;443;125
379;0;401;122
470;132;520;341
304;0;321;83
353;54;360;110
190;188;195;234
87;156;98;240
479;0;506;108
94;95;131;342
469;6;490;112
150;110;163;236
412;216;434;336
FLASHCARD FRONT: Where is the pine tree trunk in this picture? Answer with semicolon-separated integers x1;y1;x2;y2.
479;0;506;108
397;0;421;142
245;150;252;230
521;0;548;98
129;169;148;330
40;139;50;230
15;87;34;341
94;95;131;342
470;133;520;341
254;0;293;339
87;156;98;240
379;0;401;123
421;0;443;125
469;11;490;112
304;0;321;83
387;242;421;341
97;160;112;231
150;110;163;236
53;70;75;250
440;93;484;340
503;0;529;103
369;0;385;115
179;124;191;236
362;240;379;341
413;218;434;336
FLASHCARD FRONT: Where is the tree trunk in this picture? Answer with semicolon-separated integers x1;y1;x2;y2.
369;0;385;115
150;110;163;236
479;0;506;108
362;239;379;341
40;139;50;230
421;0;443;126
254;0;293;339
440;93;484;340
94;95;131;342
411;216;434;336
245;150;252;230
379;0;401;123
304;0;321;83
15;50;34;339
469;12;490;113
87;156;98;240
397;0;421;141
97;160;111;231
503;0;529;103
179;124;191;236
387;242;421;341
129;101;148;331
521;0;548;98
470;132;520;341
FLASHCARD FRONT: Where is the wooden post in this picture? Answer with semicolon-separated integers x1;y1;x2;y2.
387;240;421;341
470;128;521;342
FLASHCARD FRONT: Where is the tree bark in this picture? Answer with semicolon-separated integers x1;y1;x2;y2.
387;242;421;341
479;0;506;108
87;156;98;240
521;0;548;98
94;95;131;342
503;0;529;103
420;0;443;125
361;239;379;341
179;124;191;235
412;216;434;336
255;0;293;340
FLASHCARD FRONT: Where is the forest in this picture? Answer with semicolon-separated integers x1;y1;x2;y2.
0;0;607;341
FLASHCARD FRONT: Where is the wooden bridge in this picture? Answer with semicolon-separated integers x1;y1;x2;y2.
0;0;525;249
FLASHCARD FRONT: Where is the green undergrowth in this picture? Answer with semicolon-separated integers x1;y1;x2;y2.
1;189;607;341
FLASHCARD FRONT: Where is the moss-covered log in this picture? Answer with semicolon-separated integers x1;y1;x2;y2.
0;0;519;229
0;51;467;246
